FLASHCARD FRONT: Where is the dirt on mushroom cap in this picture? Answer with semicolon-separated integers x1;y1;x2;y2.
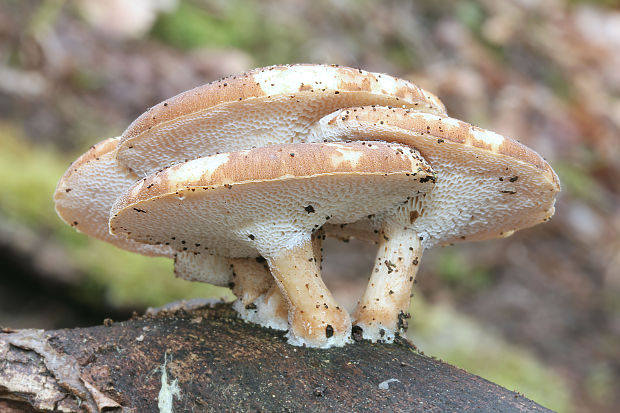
110;141;435;258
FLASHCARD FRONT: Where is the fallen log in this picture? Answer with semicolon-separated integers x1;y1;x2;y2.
0;301;552;412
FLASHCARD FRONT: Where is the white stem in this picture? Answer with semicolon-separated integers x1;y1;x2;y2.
266;236;351;348
353;221;423;342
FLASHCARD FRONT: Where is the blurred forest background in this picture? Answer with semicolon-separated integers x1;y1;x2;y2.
1;0;619;411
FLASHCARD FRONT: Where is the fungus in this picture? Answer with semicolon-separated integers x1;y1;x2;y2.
175;247;314;331
54;65;446;329
110;141;435;347
117;64;446;177
311;108;560;342
54;65;559;350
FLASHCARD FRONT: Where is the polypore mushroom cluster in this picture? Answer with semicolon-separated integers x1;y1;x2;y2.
54;64;560;348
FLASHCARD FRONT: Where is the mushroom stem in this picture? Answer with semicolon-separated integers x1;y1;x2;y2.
230;258;273;307
230;257;289;330
266;236;351;347
353;220;423;342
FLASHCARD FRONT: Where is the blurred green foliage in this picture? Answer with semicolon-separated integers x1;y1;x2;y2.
435;249;493;293
554;161;607;206
151;0;306;66
409;295;571;413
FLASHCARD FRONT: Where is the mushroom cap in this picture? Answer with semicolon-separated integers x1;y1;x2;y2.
53;137;173;257
117;64;446;176
318;108;560;246
110;141;435;258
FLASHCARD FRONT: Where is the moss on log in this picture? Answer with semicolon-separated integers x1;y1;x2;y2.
0;301;552;412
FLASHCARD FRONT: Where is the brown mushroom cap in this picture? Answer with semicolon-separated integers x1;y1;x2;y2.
110;141;436;347
319;108;559;246
117;64;446;177
110;141;434;258
53;137;173;257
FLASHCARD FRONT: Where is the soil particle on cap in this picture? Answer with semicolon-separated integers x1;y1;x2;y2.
305;205;315;213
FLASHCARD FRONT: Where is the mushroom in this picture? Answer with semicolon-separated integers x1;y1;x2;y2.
109;141;436;347
116;64;446;177
305;107;560;342
55;58;446;329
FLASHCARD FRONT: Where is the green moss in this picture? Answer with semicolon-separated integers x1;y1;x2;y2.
408;295;571;412
0;124;65;227
150;1;306;66
435;250;493;293
456;1;485;31
151;2;241;50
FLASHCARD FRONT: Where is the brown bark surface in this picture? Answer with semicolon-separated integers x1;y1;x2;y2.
0;302;552;412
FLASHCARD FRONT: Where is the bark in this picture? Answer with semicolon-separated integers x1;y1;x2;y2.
0;301;553;413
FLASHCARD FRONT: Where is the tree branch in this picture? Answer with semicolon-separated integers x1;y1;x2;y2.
1;301;552;412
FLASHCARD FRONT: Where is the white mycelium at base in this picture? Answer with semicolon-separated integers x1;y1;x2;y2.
232;291;288;332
